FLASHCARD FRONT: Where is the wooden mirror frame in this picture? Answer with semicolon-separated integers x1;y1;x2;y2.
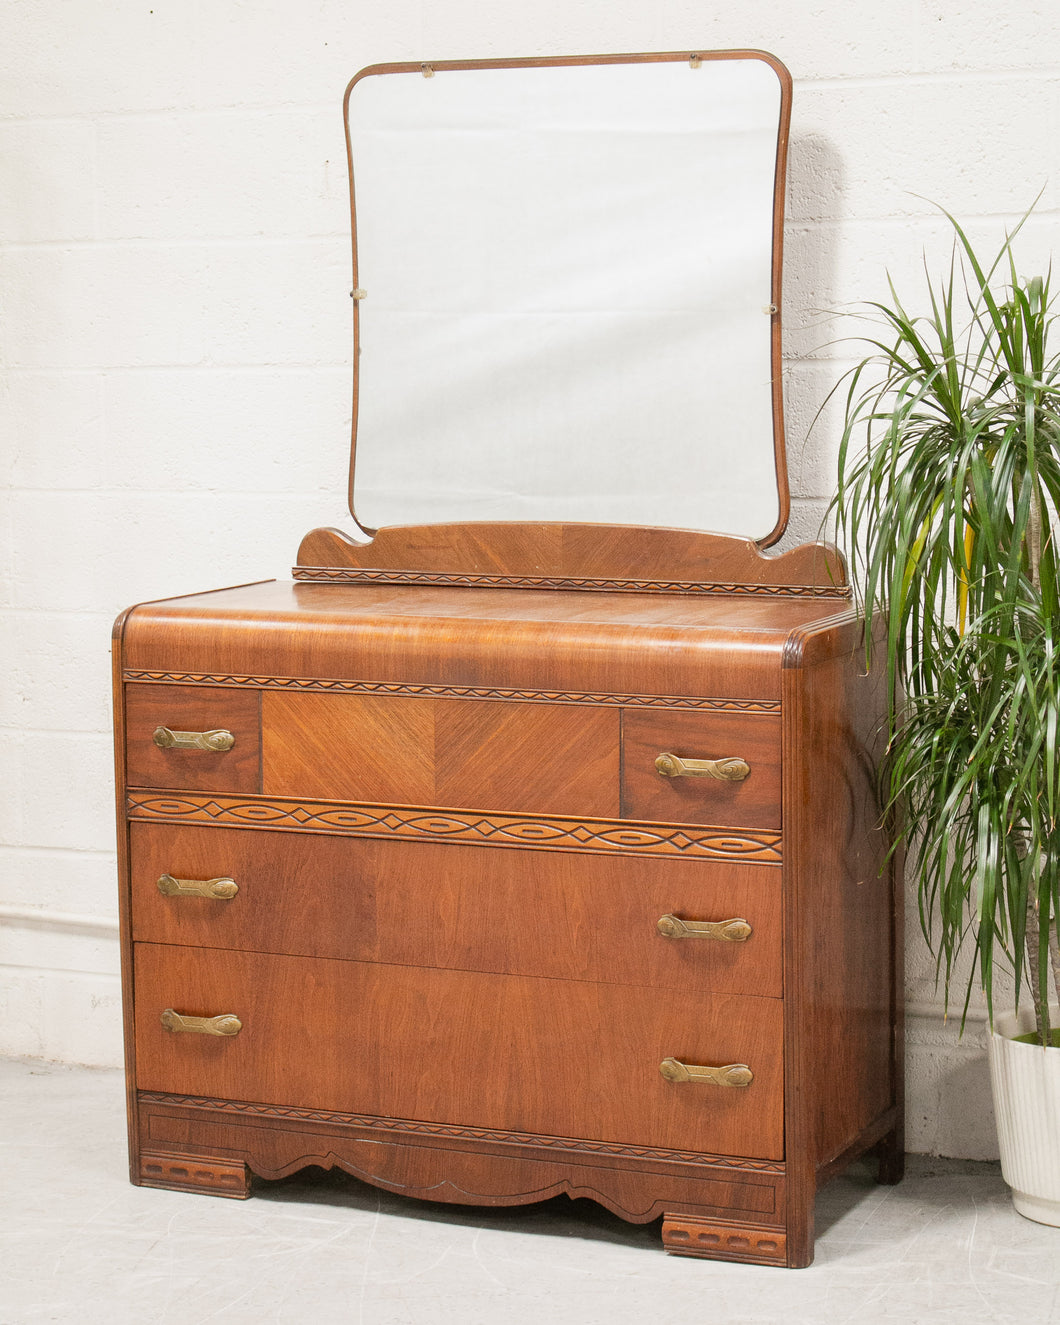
297;51;847;596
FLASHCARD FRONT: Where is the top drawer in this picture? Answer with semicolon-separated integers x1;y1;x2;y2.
124;685;780;828
124;684;620;818
622;710;782;829
124;685;261;793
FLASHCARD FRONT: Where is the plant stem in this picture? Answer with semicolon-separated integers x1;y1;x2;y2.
1051;925;1060;1031
1027;894;1044;1043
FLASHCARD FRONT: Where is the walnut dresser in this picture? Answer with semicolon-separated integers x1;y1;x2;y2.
112;50;902;1268
113;522;902;1270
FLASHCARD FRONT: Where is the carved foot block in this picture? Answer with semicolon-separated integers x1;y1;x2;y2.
662;1214;787;1266
139;1150;251;1199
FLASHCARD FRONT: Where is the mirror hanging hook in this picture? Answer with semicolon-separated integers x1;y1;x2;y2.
689;54;702;68
421;63;435;78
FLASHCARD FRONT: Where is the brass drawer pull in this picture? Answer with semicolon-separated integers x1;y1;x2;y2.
156;874;238;900
161;1009;242;1037
655;752;750;781
152;726;235;752
660;1057;753;1088
657;914;752;942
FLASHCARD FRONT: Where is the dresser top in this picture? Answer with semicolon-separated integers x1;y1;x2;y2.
118;580;861;702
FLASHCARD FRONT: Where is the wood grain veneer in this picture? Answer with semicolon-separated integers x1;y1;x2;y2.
125;684;261;793
129;823;783;997
134;942;785;1158
260;691;620;818
114;568;902;1267
295;524;848;589
117;581;837;701
622;710;782;828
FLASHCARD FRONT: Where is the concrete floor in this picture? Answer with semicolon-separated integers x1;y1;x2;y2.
2;1057;1058;1324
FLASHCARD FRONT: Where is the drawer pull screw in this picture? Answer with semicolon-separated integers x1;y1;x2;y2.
655;752;750;781
156;874;239;900
657;914;752;942
161;1009;242;1037
660;1057;753;1088
153;726;235;752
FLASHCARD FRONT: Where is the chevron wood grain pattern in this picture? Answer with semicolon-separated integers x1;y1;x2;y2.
118;580;836;701
125;684;261;793
134;942;785;1158
260;691;620;818
129;823;783;997
622;710;783;829
295;523;847;589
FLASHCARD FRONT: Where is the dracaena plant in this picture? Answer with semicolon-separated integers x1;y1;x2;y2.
830;212;1060;1044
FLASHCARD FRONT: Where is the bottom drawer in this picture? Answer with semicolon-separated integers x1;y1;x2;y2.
134;943;783;1159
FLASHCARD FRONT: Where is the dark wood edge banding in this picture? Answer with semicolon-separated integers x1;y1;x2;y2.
137;1091;786;1173
782;611;865;670
292;566;852;598
126;792;783;863
122;671;782;713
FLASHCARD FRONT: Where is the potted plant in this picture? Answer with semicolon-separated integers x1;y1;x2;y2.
830;213;1060;1224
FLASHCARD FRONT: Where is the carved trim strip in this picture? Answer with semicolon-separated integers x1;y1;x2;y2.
137;1091;785;1173
293;565;852;599
126;793;783;863
122;670;782;714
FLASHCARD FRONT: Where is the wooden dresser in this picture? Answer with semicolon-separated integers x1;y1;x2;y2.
112;523;903;1268
113;49;902;1268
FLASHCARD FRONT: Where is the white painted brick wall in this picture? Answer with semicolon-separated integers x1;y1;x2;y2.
3;0;1058;1161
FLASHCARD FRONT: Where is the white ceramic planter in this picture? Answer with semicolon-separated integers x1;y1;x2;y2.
988;1003;1060;1225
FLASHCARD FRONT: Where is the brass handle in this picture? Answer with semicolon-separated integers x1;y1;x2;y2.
660;1057;753;1088
161;1009;242;1037
657;914;752;942
655;753;750;781
156;874;238;900
152;726;235;752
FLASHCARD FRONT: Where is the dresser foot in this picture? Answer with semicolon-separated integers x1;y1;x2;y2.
138;1150;251;1199
874;1126;905;1185
661;1214;788;1266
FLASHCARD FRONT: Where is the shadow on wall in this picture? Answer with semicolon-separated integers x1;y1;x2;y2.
937;1043;1000;1162
774;130;845;554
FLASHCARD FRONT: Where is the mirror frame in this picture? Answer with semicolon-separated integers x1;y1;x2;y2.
342;49;792;548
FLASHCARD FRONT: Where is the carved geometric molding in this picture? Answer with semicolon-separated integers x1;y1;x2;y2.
293;565;852;599
137;1091;786;1173
122;670;782;714
662;1214;788;1262
126;793;783;864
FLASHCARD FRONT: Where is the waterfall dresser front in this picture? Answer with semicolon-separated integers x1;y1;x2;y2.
113;523;903;1268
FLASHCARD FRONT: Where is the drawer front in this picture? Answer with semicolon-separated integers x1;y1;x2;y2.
129;824;782;998
125;684;261;793
134;943;784;1158
261;692;620;818
622;711;781;829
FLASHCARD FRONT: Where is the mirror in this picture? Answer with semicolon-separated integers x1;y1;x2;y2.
345;52;790;544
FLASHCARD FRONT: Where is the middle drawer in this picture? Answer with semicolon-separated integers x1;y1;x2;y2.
130;824;782;998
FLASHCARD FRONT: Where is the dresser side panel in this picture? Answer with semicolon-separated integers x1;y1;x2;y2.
782;632;899;1179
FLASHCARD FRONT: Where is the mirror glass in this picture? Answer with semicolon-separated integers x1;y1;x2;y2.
347;54;788;541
